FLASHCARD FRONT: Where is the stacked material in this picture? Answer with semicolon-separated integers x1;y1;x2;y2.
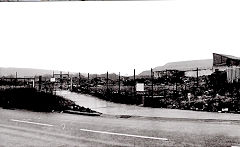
226;67;240;83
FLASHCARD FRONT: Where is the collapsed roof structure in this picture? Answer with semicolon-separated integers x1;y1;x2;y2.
213;53;240;69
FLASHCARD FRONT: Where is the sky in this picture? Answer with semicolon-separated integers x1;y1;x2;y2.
1;0;240;76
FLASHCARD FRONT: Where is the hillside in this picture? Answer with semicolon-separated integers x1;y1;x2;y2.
138;70;151;76
0;67;62;78
139;59;213;76
0;67;116;78
1;59;213;78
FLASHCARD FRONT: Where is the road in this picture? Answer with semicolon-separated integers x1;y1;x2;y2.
57;90;240;121
1;108;240;146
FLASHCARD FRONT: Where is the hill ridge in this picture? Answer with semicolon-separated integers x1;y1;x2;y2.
139;59;213;76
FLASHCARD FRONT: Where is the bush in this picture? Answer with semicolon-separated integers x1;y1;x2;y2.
0;88;74;112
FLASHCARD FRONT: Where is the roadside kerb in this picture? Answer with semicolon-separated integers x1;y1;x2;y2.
63;110;102;116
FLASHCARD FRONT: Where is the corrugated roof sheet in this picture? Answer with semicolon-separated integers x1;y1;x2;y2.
214;53;240;60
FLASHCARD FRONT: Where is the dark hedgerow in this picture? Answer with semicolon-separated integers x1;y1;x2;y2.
0;88;97;113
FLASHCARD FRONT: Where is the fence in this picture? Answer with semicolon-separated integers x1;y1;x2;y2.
0;76;55;93
1;68;239;110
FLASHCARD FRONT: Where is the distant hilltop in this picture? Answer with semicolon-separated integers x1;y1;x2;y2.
0;59;213;78
0;67;112;78
139;59;213;76
0;67;63;78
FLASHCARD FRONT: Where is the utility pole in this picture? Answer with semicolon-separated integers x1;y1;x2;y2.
106;71;109;92
118;72;121;94
95;74;98;86
68;72;70;87
134;69;135;82
51;72;54;92
196;68;199;88
52;70;55;91
15;72;17;87
151;68;154;99
70;77;73;91
78;72;81;87
166;70;168;85
87;73;89;92
134;69;136;97
60;71;62;90
175;70;178;93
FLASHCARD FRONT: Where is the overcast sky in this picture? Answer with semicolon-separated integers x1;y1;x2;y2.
1;0;240;75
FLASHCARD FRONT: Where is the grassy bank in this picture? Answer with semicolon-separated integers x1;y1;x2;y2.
73;85;240;113
0;88;98;113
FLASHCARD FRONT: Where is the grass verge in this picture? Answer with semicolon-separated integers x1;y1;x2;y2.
0;88;100;114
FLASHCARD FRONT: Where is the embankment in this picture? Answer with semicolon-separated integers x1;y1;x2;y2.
0;88;100;114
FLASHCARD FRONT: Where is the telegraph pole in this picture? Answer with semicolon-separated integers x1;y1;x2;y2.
78;72;81;87
70;77;73;91
134;69;136;82
196;68;199;88
166;70;168;85
106;71;109;92
118;72;121;94
87;73;89;92
60;71;62;90
68;72;70;87
151;68;154;98
134;69;136;97
15;72;17;87
175;70;178;92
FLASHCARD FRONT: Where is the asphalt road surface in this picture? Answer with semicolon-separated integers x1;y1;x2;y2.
57;90;240;121
1;108;240;147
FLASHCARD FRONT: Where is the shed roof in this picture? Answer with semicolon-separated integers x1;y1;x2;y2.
213;53;240;60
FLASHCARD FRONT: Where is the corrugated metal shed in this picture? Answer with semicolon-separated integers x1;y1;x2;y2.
213;53;240;67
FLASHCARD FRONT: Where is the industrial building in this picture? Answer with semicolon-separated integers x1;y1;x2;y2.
213;53;240;70
153;53;240;82
213;53;240;83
